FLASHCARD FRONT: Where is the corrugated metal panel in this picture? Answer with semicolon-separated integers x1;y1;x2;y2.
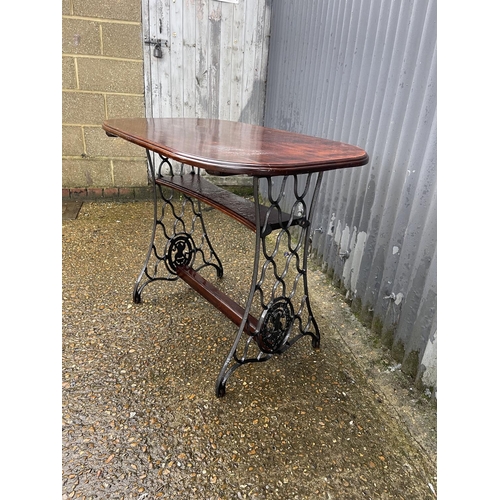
264;0;437;390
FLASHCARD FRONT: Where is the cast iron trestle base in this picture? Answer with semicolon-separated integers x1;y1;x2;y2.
134;149;322;397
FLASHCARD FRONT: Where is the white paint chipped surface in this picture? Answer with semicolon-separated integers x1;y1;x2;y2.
143;0;270;123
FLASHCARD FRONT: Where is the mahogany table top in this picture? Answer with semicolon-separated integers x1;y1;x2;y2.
103;118;369;177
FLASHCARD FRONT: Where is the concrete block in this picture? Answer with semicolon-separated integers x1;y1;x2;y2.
62;0;72;15
106;94;145;119
62;18;101;55
112;160;149;187
63;92;106;125
62;158;113;187
205;173;253;187
62;57;77;90
72;0;141;22
102;23;143;59
84;127;146;157
77;58;144;94
63;126;84;156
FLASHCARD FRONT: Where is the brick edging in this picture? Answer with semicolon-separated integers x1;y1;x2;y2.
62;187;152;201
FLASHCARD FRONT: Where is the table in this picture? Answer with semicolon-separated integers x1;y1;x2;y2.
103;118;369;397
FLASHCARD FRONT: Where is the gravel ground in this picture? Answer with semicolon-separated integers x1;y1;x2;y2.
62;200;437;500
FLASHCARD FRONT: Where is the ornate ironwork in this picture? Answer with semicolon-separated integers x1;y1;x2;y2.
132;147;323;397
133;150;223;303
215;172;323;397
256;297;294;354
165;233;195;274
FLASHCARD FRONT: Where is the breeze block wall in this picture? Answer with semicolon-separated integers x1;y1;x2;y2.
62;0;148;200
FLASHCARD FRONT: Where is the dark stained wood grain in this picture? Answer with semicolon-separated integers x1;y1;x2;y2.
157;174;300;233
102;118;369;176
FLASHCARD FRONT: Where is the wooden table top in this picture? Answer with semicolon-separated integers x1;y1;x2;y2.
103;118;369;177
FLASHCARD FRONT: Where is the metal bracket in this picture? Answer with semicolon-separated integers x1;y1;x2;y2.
144;37;169;47
144;38;169;58
339;250;350;261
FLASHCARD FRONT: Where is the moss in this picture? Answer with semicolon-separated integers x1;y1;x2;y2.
358;303;374;328
351;296;363;315
324;267;332;280
336;280;347;296
391;339;405;363
310;264;435;398
372;315;384;336
370;335;382;349
415;372;428;393
402;350;420;379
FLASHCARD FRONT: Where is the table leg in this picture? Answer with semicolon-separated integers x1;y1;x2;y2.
133;151;223;303
215;173;323;397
